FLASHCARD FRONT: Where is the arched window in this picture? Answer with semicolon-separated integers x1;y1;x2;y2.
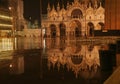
87;22;94;36
71;9;83;18
98;22;105;30
59;23;66;38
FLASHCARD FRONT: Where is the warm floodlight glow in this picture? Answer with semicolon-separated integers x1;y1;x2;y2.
0;24;13;27
0;15;12;20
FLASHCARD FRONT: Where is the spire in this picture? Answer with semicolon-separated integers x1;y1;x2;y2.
47;2;51;12
100;1;102;7
74;0;79;2
67;1;70;10
52;5;55;11
94;0;98;9
61;2;65;11
57;2;60;11
62;2;64;9
89;2;92;8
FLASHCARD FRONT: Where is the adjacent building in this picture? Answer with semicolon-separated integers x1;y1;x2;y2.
0;7;12;37
105;0;120;36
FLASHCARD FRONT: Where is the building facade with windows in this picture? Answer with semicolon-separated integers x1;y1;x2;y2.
41;0;105;38
0;8;12;37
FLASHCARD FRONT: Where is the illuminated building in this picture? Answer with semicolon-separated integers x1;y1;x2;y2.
0;8;12;37
0;0;26;37
8;0;41;37
41;0;105;38
8;0;26;36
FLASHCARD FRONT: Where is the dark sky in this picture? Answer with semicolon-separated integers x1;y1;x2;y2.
24;0;40;22
23;0;73;23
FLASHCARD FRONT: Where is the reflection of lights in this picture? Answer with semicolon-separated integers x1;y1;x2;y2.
0;38;14;51
9;64;13;68
0;24;13;27
47;45;100;78
43;39;45;48
0;15;12;19
9;7;12;10
43;29;45;34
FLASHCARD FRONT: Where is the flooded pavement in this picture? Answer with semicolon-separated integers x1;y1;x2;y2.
0;37;117;84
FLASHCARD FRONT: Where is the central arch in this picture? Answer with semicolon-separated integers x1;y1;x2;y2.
69;20;82;37
71;9;83;18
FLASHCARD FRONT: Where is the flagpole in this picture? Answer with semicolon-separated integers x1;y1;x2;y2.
40;0;42;28
40;0;43;79
40;0;42;47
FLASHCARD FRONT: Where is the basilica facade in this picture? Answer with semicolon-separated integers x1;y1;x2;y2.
42;0;105;38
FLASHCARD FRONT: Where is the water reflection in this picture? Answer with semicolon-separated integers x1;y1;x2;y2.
17;37;42;49
46;38;108;78
0;37;42;52
0;38;14;51
0;37;116;84
9;56;24;74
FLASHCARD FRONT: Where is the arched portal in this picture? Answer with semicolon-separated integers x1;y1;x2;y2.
59;23;66;37
98;22;105;30
87;22;94;36
75;27;82;37
69;20;82;37
71;9;83;18
50;24;56;38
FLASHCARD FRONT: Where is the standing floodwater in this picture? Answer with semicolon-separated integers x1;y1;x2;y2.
0;37;117;84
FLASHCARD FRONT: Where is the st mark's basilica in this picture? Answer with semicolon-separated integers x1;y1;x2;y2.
42;0;105;38
41;0;106;78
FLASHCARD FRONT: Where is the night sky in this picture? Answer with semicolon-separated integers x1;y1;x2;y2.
24;0;40;22
23;0;73;23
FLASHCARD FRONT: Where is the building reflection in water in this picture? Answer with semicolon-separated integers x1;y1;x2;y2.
0;37;42;52
0;37;41;75
17;37;42;49
9;56;24;74
46;38;107;78
0;38;14;52
0;37;113;80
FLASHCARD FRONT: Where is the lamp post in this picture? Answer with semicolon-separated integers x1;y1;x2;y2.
40;0;43;47
40;0;43;79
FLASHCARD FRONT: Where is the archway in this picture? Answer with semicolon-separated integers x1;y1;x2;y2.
98;22;105;30
75;24;81;37
75;20;81;37
50;24;56;38
87;22;94;36
70;20;82;37
71;9;83;18
59;23;66;38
